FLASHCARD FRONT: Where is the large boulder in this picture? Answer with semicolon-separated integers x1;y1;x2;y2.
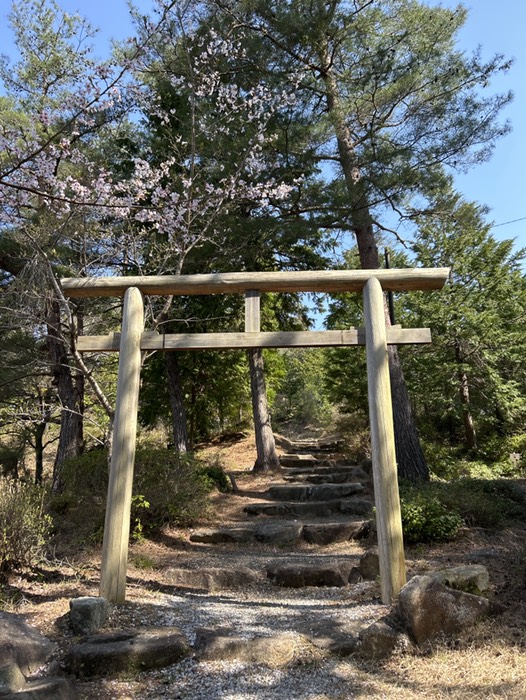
0;614;77;699
398;575;493;645
0;662;27;693
0;612;56;676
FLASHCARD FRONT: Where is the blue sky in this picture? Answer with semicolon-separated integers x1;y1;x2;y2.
1;0;525;256
452;1;526;254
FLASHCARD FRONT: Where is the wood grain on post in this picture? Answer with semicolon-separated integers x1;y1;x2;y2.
99;287;144;603
363;277;406;604
61;268;450;297
245;290;261;333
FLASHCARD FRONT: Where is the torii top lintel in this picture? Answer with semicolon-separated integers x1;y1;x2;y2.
61;268;450;298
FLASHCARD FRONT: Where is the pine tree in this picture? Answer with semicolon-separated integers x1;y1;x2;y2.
202;0;512;480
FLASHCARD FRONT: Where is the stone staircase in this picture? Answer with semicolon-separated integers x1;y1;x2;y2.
2;437;501;695
182;437;376;590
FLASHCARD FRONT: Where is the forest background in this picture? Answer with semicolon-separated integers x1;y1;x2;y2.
0;0;525;534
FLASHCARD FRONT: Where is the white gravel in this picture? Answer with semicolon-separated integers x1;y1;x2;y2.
100;581;389;700
146;657;360;700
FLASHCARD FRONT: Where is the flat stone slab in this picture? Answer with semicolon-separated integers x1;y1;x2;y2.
429;565;490;594
254;521;303;545
64;627;190;677
358;620;412;659
299;619;367;656
194;629;299;667
267;561;354;588
302;521;370;545
266;483;364;502
245;498;373;518
189;527;255;544
166;567;260;591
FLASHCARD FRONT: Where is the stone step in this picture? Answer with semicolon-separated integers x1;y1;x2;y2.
279;453;343;466
280;439;343;454
282;465;361;476
302;520;371;544
279;454;329;468
283;468;369;484
189;519;372;546
163;559;369;592
267;561;356;588
265;482;364;502
190;521;303;546
244;498;373;518
304;471;371;485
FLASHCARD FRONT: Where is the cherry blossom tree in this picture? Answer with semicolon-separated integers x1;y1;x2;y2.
0;0;304;480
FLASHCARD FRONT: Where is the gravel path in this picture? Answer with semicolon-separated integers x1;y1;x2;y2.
79;578;389;700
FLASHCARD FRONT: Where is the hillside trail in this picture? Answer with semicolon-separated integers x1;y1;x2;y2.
117;431;384;618
8;432;526;699
113;431;521;637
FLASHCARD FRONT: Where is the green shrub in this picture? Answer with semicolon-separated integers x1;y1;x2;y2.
437;478;526;528
198;461;231;493
132;449;220;531
50;447;226;545
423;433;526;480
47;448;109;545
400;487;463;544
423;441;465;480
0;479;52;574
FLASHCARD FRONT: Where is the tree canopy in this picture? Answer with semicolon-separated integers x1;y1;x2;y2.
0;0;523;484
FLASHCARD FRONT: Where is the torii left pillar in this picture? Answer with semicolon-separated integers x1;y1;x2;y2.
100;287;144;603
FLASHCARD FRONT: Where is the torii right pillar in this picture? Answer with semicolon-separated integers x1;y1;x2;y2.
363;277;406;603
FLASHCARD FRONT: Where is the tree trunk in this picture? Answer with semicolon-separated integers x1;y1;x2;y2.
455;343;477;449
46;298;84;492
165;352;189;453
34;421;45;486
387;345;429;481
33;390;51;485
248;349;280;472
321;50;429;482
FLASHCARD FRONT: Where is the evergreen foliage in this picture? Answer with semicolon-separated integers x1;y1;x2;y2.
0;0;523;491
402;192;526;448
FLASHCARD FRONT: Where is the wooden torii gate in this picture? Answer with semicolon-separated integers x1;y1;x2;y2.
62;268;449;605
